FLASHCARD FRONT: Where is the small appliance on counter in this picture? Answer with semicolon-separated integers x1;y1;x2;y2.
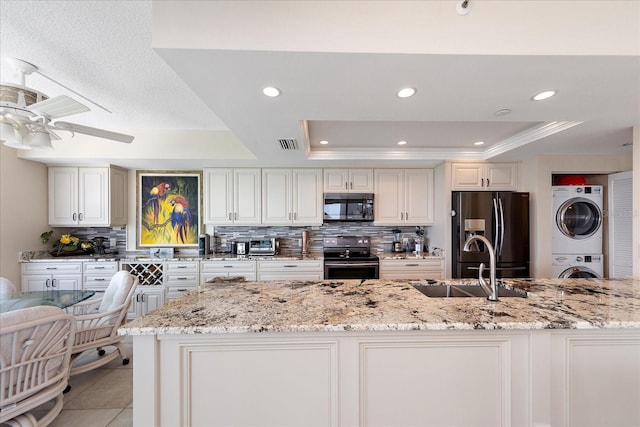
392;229;403;252
248;238;278;256
235;241;248;256
199;233;211;255
301;230;310;255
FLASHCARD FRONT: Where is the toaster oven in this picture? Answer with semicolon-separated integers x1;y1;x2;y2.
248;238;278;256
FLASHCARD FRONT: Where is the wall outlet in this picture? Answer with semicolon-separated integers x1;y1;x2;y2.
109;238;117;247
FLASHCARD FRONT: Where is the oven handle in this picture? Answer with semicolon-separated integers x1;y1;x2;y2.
324;262;378;267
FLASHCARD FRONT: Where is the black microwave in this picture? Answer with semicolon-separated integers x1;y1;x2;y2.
323;193;374;222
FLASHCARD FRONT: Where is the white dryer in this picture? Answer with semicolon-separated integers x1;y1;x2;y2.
552;253;603;279
552;185;603;254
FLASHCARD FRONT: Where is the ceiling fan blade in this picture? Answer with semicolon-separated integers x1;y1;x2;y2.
52;121;134;143
28;95;90;119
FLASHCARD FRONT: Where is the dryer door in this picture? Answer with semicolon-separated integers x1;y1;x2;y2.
558;266;601;279
556;197;602;239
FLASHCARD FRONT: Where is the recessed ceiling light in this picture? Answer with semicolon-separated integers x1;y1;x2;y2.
397;88;416;98
397;140;407;145
494;109;511;117
474;141;485;146
319;140;329;145
262;87;281;97
532;90;556;101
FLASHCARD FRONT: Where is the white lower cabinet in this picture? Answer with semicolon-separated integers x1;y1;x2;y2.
128;288;165;319
548;330;640;427
257;260;323;281
379;257;444;280
21;262;82;291
120;261;165;319
165;260;199;301
134;329;640;427
200;260;257;283
82;261;119;300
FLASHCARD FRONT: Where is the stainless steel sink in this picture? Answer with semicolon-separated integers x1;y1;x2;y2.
413;283;527;298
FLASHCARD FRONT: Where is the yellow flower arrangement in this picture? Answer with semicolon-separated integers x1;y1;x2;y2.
53;233;93;255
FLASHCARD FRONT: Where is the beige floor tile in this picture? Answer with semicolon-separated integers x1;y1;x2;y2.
106;408;133;427
64;369;133;410
64;368;112;403
48;408;122;427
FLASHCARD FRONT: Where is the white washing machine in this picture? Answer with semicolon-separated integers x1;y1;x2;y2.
552;185;603;254
552;253;603;279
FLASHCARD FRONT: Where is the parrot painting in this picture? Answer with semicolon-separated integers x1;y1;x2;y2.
170;196;192;243
149;182;170;224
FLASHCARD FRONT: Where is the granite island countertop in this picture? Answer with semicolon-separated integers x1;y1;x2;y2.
119;277;640;335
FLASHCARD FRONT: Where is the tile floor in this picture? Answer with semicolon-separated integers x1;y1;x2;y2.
33;336;133;427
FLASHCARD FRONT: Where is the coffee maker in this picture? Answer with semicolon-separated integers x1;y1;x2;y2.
198;233;211;255
392;229;403;252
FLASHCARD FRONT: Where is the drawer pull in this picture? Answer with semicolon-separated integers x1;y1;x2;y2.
95;278;106;281
177;288;188;292
283;265;297;268
405;263;420;267
177;277;188;280
94;266;105;270
223;265;234;268
176;266;188;269
46;267;58;270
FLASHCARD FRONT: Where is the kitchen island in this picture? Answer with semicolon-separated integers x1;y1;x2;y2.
120;277;640;427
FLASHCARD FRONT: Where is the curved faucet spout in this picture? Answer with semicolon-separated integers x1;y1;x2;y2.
463;235;498;301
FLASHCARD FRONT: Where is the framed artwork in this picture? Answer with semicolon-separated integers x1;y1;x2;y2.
137;171;202;248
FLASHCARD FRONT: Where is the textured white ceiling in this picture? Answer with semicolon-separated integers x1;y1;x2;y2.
1;0;638;169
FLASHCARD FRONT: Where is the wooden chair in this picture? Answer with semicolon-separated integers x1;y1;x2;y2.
0;306;76;426
66;271;138;376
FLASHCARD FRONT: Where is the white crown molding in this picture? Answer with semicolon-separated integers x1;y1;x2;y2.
481;121;583;160
306;121;583;161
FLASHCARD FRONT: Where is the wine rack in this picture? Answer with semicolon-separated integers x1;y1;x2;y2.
121;262;164;287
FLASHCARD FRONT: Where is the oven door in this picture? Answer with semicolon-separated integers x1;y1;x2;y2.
324;260;379;279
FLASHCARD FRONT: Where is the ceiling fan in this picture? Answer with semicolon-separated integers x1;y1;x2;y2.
0;58;134;150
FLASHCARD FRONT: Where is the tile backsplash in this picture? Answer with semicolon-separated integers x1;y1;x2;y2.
46;224;434;257
212;223;433;256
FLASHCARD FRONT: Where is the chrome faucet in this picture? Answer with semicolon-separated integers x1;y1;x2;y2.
463;235;498;301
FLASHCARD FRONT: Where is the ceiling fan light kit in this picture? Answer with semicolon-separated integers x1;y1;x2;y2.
0;57;134;149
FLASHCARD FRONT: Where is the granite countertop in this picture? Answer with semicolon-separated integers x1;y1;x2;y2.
119;277;640;335
19;251;323;262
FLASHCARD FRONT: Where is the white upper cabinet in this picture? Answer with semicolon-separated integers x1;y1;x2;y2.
324;168;374;192
374;169;434;225
48;166;127;227
451;162;518;191
203;168;261;225
262;168;323;225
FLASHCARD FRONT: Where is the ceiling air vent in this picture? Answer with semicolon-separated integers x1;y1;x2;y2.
278;138;298;150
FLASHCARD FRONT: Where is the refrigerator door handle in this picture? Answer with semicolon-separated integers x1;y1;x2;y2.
498;197;505;256
493;198;500;254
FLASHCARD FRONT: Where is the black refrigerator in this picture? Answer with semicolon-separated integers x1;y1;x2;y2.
452;191;530;278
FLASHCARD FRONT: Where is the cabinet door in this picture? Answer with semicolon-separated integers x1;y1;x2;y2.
50;275;81;291
48;167;78;226
451;163;484;190
405;169;434;225
234;169;262;224
128;293;142;319
292;169;322;225
262;169;292;224
350;169;374;192
323;169;349;192
141;290;164;315
22;274;50;292
485;163;517;190
374;169;405;225
204;168;234;224
78;167;109;225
